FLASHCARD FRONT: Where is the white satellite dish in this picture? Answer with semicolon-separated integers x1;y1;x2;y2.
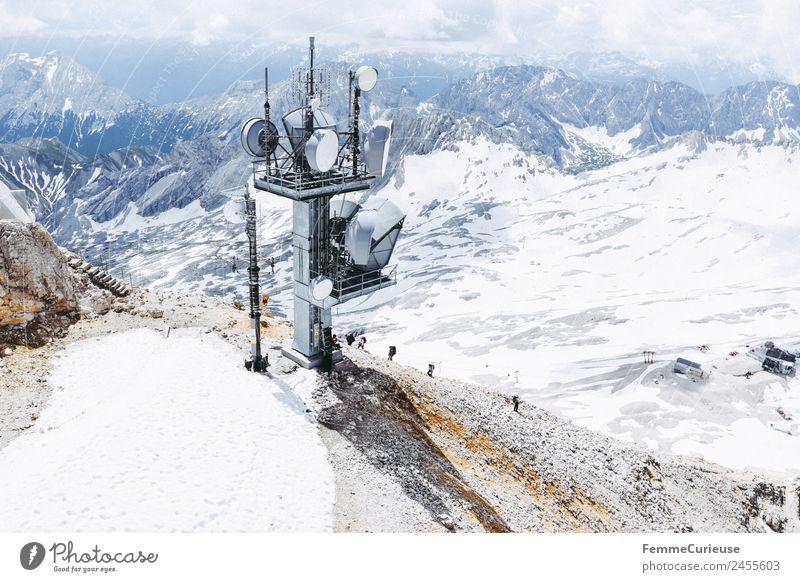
223;198;247;224
241;117;278;157
345;197;405;271
355;66;378;92
282;108;337;151
363;120;393;177
310;275;334;301
305;129;339;173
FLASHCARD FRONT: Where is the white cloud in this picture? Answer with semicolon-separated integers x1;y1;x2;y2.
0;3;46;35
1;0;799;82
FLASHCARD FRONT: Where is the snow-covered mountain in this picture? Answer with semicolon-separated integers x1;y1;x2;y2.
433;66;800;165
0;138;163;218
0;53;163;155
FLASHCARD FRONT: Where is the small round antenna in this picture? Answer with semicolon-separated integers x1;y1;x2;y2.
310;276;334;301
355;66;378;92
223;198;247;224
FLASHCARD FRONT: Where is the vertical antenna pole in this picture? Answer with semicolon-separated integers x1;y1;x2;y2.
264;67;271;165
245;186;266;372
352;84;361;176
304;37;316;169
308;36;315;101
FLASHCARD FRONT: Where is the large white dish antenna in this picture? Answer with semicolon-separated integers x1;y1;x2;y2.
363;120;393;177
310;275;334;301
223;198;247;224
241;117;278;157
305;129;339;173
282;108;337;151
345;197;405;271
355;66;378;92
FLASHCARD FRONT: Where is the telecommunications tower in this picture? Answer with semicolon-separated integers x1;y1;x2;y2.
239;37;404;369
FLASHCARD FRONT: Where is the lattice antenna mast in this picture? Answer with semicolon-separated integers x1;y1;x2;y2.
348;70;361;176
305;37;315;149
264;67;271;162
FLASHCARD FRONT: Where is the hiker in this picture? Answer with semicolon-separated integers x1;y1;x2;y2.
388;346;396;361
270;257;275;275
322;350;333;374
427;363;435;377
358;336;366;350
331;334;341;350
512;395;520;413
346;333;355;346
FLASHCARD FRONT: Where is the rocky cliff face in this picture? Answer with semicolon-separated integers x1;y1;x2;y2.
0;220;79;347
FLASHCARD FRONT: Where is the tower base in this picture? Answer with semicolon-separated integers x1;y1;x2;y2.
281;348;323;369
281;348;342;370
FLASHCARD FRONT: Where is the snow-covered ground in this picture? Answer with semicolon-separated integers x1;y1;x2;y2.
72;134;800;479
0;327;334;532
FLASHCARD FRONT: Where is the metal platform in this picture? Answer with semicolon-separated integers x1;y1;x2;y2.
329;266;397;302
304;265;397;307
252;166;374;201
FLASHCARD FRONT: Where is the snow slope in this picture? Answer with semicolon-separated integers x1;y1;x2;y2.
0;327;334;532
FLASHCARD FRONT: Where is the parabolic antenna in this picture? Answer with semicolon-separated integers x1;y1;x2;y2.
310;275;334;301
241;118;279;157
363;120;393;177
305;129;339;173
345;197;405;271
329;199;360;221
223;198;247;224
355;66;378;92
282;108;337;151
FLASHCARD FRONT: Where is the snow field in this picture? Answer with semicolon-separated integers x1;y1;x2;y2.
0;328;334;532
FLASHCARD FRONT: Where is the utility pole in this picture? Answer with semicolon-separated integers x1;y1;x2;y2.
245;185;267;372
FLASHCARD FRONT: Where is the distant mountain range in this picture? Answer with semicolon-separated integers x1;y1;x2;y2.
0;50;798;240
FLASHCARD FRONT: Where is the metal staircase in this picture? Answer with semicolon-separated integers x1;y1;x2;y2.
63;253;132;297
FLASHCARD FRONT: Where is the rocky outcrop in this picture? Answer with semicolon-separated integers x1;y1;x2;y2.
0;220;79;347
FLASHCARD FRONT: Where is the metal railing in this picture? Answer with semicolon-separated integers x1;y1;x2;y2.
311;265;397;301
251;159;374;194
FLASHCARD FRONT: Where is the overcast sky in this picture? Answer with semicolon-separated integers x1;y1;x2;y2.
1;0;799;83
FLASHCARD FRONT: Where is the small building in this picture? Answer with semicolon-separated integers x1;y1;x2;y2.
0;180;33;223
762;348;796;376
674;357;704;380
